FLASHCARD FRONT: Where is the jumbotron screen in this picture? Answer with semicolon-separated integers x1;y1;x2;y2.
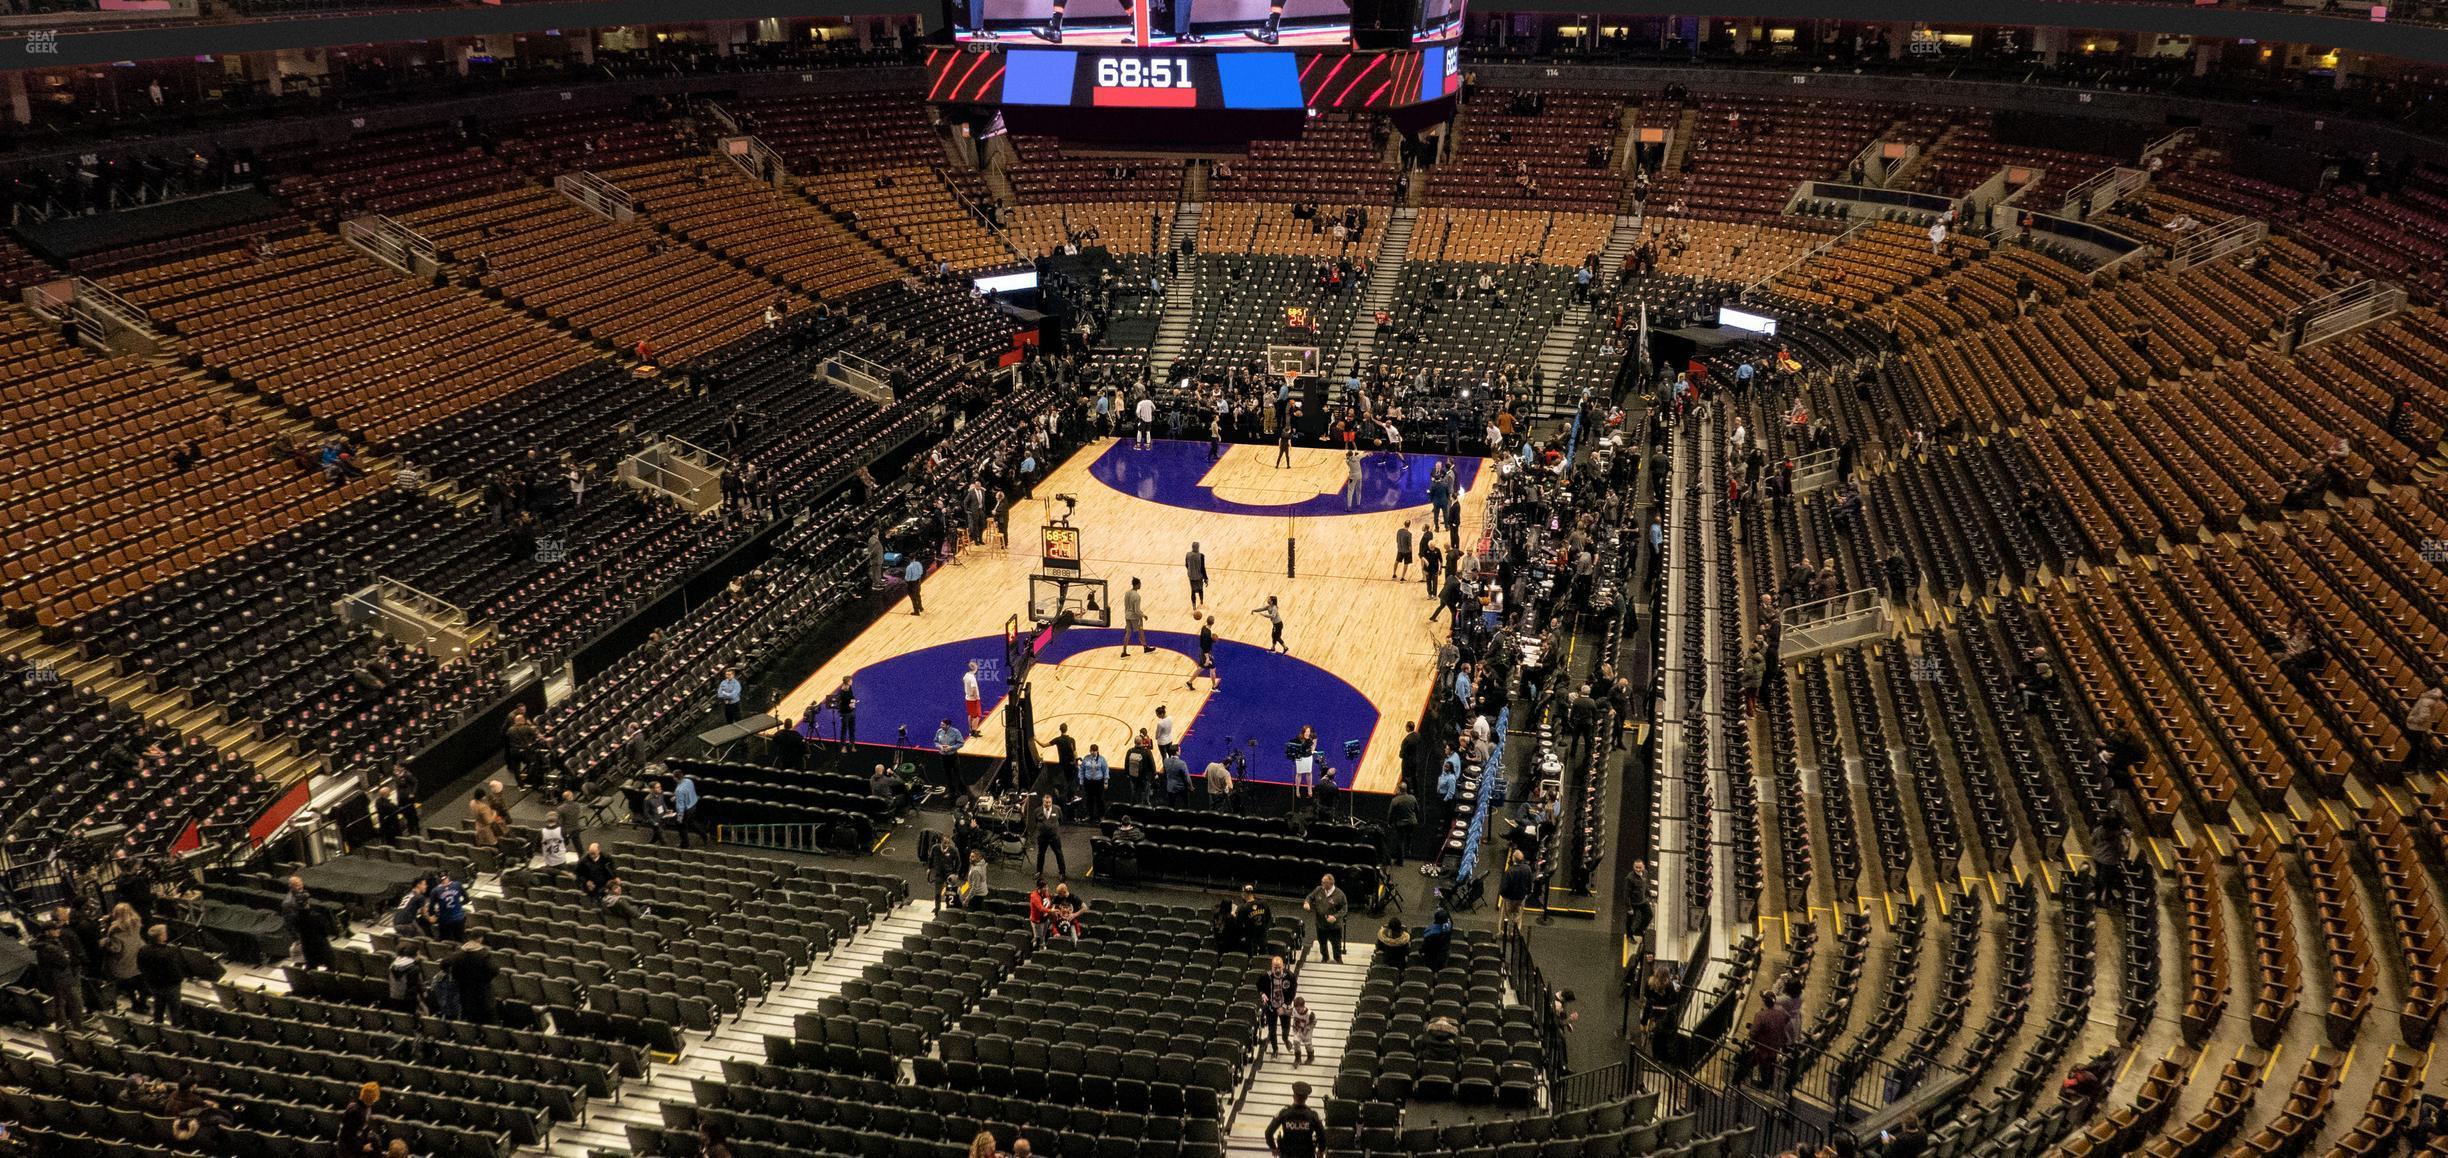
948;0;1460;50
929;0;1461;112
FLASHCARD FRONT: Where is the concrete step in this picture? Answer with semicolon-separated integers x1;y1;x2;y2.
1228;944;1376;1139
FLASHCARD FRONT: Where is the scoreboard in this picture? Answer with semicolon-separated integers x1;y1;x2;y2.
928;43;1457;110
929;0;1461;113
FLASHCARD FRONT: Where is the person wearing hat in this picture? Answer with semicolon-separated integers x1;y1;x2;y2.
337;1082;381;1155
1265;1081;1325;1157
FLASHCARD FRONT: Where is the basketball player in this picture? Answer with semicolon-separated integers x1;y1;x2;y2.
1247;0;1282;43
962;661;985;728
1393;520;1413;581
1186;615;1220;690
1343;449;1363;509
1251;596;1287;654
1122;577;1148;655
1185;543;1209;609
1274;423;1294;469
1040;0;1066;41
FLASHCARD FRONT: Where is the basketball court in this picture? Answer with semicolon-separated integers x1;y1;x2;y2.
774;436;1490;794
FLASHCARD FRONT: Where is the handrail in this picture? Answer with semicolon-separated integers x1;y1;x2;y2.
2165;213;2267;270
1741;217;1875;300
2293;278;2407;348
1556;1060;1633;1110
698;99;740;137
2139;126;2196;168
2059;165;2148;219
716;822;827;853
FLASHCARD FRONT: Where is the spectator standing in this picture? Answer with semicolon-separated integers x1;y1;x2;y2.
936;719;966;794
447;937;499;1025
535;810;569;879
904;555;927;615
387;944;425;1015
101;903;142;1013
1205;756;1235;814
136;925;187;1024
716;670;743;725
1259;955;1299;1056
1304;873;1348;963
1730;991;1792;1089
1288;996;1317;1064
291;882;337;972
427;873;470;942
33;919;87;1028
965;850;990;908
1033;794;1068;878
672;772;700;849
1386;786;1419;866
1078;744;1110;821
1497;849;1535;936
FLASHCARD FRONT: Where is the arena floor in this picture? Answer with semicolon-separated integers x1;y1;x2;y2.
775;436;1492;794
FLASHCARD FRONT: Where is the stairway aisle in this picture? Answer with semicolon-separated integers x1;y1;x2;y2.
1528;212;1645;415
1333;208;1418;377
1147;202;1205;369
537;899;935;1157
1225;942;1376;1155
1659;107;1699;177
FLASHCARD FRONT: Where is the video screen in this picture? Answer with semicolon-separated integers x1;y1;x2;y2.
949;0;1463;49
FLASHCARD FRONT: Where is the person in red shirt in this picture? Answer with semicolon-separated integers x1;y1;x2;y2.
1027;878;1051;944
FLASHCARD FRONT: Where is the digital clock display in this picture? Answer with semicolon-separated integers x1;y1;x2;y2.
1095;56;1196;88
1092;55;1202;106
926;44;1452;111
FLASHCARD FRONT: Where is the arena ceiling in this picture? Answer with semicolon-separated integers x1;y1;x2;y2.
1;0;2445;68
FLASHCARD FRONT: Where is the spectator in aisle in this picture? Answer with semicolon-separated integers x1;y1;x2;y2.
446;937;499;1025
387;943;425;1015
136;925;188;1024
936;720;966;794
1731;991;1794;1089
100;902;142;1013
1303;873;1348;963
535;809;569;880
426;872;470;942
281;876;334;972
1258;955;1299;1056
467;793;505;852
672;771;701;849
965;850;990;908
33;917;87;1028
1385;785;1419;866
1497;849;1536;936
1031;793;1067;878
